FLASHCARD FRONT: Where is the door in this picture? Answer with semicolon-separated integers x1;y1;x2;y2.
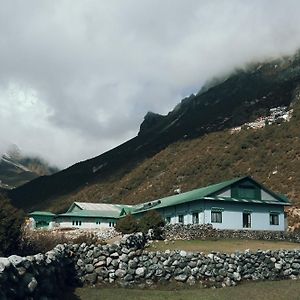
243;213;251;228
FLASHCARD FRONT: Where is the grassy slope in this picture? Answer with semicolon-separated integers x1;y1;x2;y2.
64;280;300;300
149;239;300;253
44;99;300;213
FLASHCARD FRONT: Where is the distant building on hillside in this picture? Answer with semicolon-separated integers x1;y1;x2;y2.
29;176;290;231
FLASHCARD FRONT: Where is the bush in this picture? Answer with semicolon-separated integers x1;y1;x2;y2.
115;214;138;234
0;194;24;256
138;210;165;238
20;230;101;255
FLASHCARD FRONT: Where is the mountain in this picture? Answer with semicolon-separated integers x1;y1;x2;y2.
8;51;300;213
0;145;59;189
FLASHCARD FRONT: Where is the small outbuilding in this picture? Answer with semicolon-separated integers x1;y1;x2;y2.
28;211;57;229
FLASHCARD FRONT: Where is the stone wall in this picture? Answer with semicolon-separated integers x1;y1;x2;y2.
0;244;74;300
2;233;300;299
70;235;300;288
162;224;300;242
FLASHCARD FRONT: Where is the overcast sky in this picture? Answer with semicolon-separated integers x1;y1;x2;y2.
1;0;300;168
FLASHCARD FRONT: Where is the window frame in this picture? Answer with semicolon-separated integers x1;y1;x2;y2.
242;212;252;228
270;212;279;225
211;211;222;223
178;214;184;224
192;212;199;224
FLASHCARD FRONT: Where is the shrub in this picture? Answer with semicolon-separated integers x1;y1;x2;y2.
20;230;101;255
115;214;138;234
138;210;165;238
0;194;24;256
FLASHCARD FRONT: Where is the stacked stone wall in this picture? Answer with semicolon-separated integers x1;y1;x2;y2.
1;232;300;299
162;224;300;242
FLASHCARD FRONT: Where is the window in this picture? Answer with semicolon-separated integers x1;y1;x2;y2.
270;213;279;225
178;215;184;224
192;212;199;224
211;211;222;223
243;212;251;228
166;216;171;224
72;221;75;226
109;222;112;227
79;221;82;226
96;221;101;225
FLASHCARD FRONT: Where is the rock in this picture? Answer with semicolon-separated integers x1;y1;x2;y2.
275;262;282;270
106;257;112;266
8;255;23;267
175;274;188;282
94;260;106;268
85;273;97;284
135;267;146;277
124;274;134;281
85;264;95;273
0;258;10;272
77;259;84;267
187;275;196;285
233;272;241;281
115;269;127;278
180;251;187;257
120;254;129;263
110;252;119;258
292;263;300;269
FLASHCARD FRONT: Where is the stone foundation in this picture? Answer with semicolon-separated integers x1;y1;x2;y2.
162;224;300;242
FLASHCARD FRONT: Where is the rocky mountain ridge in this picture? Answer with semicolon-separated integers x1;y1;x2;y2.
8;51;300;212
0;145;59;189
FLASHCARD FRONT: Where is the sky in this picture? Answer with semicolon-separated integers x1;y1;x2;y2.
1;0;300;168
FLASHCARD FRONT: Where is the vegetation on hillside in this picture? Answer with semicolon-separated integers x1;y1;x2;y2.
0;194;24;256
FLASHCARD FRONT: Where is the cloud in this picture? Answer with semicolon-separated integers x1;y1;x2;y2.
1;0;300;167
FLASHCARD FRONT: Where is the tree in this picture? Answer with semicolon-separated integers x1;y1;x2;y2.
0;194;24;256
138;210;165;238
115;214;138;234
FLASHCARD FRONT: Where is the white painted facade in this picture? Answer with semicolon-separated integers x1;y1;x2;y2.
158;200;285;231
56;217;116;229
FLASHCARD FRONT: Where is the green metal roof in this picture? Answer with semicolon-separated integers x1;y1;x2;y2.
28;176;291;219
132;177;245;214
29;211;56;216
57;209;120;219
131;176;290;214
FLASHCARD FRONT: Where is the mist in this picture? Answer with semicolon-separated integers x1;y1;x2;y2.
1;0;300;168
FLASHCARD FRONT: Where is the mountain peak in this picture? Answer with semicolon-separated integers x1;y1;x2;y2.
138;111;164;135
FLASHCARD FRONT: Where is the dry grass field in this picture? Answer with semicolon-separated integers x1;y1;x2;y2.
148;239;300;253
63;279;300;300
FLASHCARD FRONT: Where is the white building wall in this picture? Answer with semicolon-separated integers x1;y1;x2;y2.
203;201;285;231
261;189;278;201
157;200;285;231
56;217;116;229
217;189;231;197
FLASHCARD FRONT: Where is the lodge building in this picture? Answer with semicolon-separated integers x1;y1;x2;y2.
29;176;290;231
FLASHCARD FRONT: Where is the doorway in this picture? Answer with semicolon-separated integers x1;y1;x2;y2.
243;212;251;228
